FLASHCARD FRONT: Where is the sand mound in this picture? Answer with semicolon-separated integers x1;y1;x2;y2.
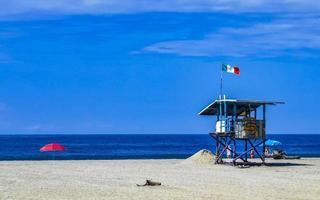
184;149;215;164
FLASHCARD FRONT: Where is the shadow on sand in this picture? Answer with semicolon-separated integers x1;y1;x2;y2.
229;160;313;167
264;162;313;167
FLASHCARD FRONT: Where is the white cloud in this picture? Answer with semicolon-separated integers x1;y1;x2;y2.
0;1;319;58
0;0;319;18
25;124;56;131
143;17;320;57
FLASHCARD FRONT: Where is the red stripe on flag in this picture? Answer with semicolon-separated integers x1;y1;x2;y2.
234;67;240;75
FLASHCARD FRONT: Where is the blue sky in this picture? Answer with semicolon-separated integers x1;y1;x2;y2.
0;1;319;134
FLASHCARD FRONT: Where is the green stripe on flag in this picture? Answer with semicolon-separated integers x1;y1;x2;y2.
222;64;228;71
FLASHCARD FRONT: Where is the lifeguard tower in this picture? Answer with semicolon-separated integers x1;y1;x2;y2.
199;97;284;165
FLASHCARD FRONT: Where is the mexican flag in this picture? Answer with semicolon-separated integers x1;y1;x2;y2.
222;64;240;75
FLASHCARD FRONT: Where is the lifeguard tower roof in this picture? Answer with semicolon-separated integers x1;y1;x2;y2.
199;99;284;116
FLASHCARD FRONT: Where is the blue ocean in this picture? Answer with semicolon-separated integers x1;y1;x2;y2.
0;134;319;160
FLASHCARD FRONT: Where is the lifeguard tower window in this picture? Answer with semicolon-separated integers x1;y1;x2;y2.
199;99;284;165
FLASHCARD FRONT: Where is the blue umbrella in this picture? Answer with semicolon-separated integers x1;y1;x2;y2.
259;139;282;147
265;139;282;146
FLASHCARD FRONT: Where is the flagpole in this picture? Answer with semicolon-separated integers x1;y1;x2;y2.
222;64;226;126
220;67;223;100
219;63;223;132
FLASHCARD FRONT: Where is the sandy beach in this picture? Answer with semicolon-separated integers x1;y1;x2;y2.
0;158;319;200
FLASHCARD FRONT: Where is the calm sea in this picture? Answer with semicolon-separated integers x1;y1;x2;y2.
0;134;319;160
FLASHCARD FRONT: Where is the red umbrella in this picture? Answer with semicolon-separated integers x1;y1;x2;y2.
40;143;66;152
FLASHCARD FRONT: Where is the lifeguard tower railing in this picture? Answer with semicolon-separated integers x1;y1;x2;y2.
199;99;284;165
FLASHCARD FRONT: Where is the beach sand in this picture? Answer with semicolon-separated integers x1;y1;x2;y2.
0;158;319;200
